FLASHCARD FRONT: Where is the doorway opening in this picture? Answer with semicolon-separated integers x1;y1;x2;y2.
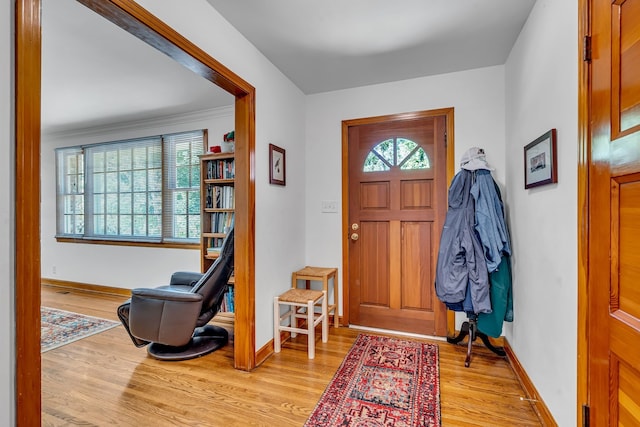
16;1;256;424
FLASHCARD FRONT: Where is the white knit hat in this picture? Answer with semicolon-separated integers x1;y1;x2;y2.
460;147;494;171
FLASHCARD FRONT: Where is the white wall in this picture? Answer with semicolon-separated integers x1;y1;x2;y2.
1;1;14;425
132;0;308;348
305;66;507;320
505;0;578;425
41;107;234;288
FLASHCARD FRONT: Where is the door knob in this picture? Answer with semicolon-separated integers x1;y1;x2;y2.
351;233;359;241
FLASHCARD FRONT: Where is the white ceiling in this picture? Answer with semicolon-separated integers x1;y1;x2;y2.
41;0;234;134
41;0;535;133
206;0;536;94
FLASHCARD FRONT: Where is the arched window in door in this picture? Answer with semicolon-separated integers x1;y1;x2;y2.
363;138;430;172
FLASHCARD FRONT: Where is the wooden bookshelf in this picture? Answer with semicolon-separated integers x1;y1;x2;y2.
200;152;235;319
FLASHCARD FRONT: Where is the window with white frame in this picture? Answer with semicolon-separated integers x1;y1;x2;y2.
55;129;205;244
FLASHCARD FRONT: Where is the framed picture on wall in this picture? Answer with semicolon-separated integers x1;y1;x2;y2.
269;143;286;186
524;129;557;189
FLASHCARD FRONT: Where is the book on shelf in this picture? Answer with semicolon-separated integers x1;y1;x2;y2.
207;246;222;255
205;185;213;209
226;285;235;313
206;236;225;254
206;185;235;209
206;158;235;180
211;212;234;234
219;285;234;313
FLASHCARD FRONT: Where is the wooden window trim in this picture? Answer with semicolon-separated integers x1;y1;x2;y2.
54;236;199;250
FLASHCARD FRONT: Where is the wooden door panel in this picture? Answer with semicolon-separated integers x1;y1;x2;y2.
357;302;436;332
357;307;436;324
611;319;640;369
359;221;390;306
617;359;640;425
400;180;432;209
613;0;640;135
617;177;640;319
618;0;640;133
360;182;390;210
401;221;433;311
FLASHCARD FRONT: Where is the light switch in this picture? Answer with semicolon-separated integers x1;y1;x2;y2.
321;200;338;213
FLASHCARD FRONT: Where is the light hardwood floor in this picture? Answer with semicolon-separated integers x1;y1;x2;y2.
41;285;543;426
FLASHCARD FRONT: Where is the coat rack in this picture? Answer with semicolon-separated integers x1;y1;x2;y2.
435;147;512;368
447;314;506;367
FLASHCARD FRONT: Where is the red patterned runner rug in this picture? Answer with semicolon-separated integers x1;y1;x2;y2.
305;334;441;427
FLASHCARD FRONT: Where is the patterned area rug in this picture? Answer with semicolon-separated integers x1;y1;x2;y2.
41;306;119;353
305;334;441;427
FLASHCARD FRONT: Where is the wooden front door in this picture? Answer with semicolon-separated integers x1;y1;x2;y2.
345;112;448;336
587;0;640;424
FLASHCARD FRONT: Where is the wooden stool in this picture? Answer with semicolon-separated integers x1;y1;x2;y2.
292;266;339;327
274;288;328;359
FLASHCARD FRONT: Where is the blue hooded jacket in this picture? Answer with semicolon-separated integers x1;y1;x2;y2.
471;169;511;272
435;169;491;314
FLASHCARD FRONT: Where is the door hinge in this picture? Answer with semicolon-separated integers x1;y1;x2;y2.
583;35;592;63
582;404;590;427
444;131;447;146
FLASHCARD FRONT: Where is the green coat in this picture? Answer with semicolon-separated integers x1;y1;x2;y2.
477;256;513;338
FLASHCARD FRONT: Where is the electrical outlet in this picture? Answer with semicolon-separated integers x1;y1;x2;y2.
321;200;338;213
52;265;57;275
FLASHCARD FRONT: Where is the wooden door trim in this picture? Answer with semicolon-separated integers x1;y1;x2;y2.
577;0;590;424
341;107;455;331
16;0;257;423
16;0;43;424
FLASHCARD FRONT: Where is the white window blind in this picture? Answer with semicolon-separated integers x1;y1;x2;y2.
163;130;204;241
55;129;205;244
56;146;85;236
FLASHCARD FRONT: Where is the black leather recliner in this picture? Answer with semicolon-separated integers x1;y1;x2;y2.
117;228;234;361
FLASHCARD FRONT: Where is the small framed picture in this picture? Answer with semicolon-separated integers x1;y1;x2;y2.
524;129;557;189
269;143;286;186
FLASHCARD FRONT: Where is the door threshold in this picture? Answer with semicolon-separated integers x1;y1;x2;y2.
348;325;448;342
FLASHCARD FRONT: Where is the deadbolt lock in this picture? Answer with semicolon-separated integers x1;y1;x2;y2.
351;223;359;231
